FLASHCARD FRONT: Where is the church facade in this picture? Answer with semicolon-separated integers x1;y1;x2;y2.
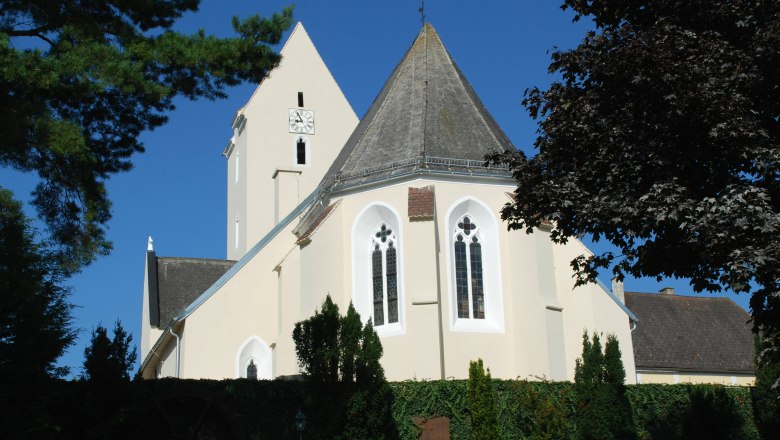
139;23;637;382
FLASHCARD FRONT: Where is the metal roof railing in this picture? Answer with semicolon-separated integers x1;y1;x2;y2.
332;155;510;185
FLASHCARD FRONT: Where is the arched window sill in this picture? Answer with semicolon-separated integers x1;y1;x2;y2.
451;318;504;333
374;322;405;338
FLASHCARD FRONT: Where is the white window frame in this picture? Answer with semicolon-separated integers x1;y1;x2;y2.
445;197;505;333
351;202;405;337
236;336;273;379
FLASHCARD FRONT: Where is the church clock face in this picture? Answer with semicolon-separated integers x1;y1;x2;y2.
289;109;315;134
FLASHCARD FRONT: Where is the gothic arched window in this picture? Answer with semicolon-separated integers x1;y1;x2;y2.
371;223;399;326
454;216;485;319
446;197;504;333
246;359;258;380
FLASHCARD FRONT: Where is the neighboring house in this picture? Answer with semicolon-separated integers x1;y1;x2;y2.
624;287;755;385
139;22;638;382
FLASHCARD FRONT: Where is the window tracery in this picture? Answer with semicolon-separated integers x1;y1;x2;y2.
370;223;399;326
454;216;485;319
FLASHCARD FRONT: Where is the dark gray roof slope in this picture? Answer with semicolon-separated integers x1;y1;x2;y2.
625;292;755;373
155;257;235;326
322;24;513;191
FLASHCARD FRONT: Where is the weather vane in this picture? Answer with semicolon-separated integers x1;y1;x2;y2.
419;0;426;24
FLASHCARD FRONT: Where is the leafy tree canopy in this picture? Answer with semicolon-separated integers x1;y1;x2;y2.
489;0;779;363
0;1;294;273
0;189;75;382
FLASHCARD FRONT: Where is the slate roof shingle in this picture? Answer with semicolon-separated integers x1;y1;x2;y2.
152;257;236;326
320;24;513;191
625;291;754;373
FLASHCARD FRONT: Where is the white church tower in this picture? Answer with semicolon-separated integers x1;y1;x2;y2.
224;23;358;260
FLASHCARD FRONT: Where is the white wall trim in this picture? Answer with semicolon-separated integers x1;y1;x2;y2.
235;336;273;379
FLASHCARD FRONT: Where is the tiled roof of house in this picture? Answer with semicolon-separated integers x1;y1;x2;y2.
320;24;513;191
625;291;755;373
152;257;235;326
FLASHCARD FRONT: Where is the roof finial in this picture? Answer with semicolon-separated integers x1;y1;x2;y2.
419;1;426;25
147;235;154;252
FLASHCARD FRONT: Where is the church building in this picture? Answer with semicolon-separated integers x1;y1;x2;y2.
139;23;637;382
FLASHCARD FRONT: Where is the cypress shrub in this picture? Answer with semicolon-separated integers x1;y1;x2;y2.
467;359;499;440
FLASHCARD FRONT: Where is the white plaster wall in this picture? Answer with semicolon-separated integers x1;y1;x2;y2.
166;175;636;382
227;22;358;260
179;220;299;379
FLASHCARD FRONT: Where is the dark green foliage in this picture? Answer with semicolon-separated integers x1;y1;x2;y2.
292;296;396;439
627;384;760;440
574;331;634;440
0;378;762;439
752;334;780;439
488;0;780;373
604;334;626;385
0;189;76;382
0;189;77;438
82;320;137;384
515;381;576;440
0;1;294;272
467;359;499;440
292;295;341;381
340;302;363;382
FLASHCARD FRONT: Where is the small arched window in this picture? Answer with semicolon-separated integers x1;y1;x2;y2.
246;360;258;380
371;224;399;326
296;138;306;165
454;216;485;319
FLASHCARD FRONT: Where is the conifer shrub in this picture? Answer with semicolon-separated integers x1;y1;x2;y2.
574;331;635;440
467;359;499;440
292;295;396;439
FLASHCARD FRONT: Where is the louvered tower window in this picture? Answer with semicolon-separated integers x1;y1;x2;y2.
296;138;306;165
454;216;485;319
370;223;399;326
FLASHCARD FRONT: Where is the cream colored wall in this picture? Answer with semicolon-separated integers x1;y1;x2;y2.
226;22;358;260
328;177;636;382
155;176;636;381
179;219;300;379
553;238;637;384
637;371;755;386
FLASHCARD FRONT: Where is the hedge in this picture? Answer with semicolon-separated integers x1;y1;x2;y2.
3;378;763;439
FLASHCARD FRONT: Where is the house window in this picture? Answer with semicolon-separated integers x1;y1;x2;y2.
296;139;306;165
370;224;399;326
446;197;504;332
247;360;258;380
454;217;485;319
297;92;304;107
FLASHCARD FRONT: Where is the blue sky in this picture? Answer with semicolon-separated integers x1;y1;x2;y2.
3;1;751;376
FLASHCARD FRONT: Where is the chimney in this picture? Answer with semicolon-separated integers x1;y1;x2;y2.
659;287;675;296
611;278;625;303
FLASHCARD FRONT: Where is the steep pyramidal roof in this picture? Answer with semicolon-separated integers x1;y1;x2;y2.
322;24;513;191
